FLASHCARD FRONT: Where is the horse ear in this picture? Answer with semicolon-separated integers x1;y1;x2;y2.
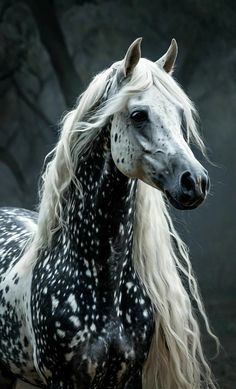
117;38;142;82
156;39;178;73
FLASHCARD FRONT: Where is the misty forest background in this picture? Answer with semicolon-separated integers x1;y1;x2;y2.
0;0;235;388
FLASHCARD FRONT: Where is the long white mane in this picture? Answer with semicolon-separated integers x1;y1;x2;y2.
26;59;218;388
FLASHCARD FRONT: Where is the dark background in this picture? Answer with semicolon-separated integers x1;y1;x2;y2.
0;0;235;388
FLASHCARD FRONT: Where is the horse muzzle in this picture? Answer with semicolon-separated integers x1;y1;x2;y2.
165;169;210;210
142;153;210;210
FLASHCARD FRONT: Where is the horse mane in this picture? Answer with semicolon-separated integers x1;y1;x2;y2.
24;58;218;388
134;183;219;389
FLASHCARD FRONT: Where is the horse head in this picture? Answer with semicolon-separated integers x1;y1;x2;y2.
110;38;209;210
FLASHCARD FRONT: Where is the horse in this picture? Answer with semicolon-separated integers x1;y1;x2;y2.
0;38;218;389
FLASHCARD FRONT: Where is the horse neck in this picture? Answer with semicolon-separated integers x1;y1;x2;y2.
63;129;137;294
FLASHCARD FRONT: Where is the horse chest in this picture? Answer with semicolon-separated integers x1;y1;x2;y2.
31;252;154;387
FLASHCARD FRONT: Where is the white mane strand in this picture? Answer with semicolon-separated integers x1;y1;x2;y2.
133;182;218;389
24;58;218;388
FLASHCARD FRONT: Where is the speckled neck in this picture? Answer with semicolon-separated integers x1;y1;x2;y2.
65;129;137;305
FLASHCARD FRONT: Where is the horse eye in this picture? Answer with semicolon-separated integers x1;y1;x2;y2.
130;110;148;123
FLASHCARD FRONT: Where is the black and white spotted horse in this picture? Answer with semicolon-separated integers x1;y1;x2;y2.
0;39;212;388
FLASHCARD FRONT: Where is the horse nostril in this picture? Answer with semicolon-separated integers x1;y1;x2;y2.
180;171;195;194
177;170;209;208
180;171;210;200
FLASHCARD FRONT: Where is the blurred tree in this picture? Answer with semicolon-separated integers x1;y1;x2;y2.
21;0;83;107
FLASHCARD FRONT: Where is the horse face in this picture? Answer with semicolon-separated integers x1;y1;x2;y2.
110;38;209;210
111;84;209;210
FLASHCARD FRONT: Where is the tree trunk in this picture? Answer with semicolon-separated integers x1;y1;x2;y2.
23;0;82;108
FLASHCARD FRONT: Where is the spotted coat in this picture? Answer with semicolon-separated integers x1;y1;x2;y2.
0;130;154;388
